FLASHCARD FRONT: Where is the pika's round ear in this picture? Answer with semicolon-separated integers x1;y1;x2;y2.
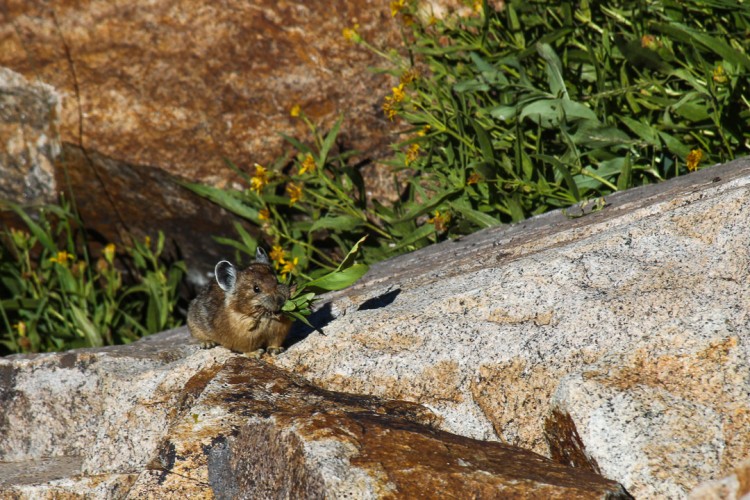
215;260;237;293
255;247;271;265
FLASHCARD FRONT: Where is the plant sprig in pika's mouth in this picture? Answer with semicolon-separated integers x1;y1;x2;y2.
281;236;368;330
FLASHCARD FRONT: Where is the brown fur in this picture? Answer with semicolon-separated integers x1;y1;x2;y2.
187;261;292;356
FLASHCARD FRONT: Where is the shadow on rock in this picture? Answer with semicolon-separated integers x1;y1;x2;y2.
286;302;335;346
357;288;401;311
286;289;400;348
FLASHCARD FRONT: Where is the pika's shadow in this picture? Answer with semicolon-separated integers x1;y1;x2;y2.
285;288;401;347
286;302;335;346
357;288;400;311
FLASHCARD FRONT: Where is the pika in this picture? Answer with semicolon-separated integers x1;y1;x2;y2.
187;248;292;357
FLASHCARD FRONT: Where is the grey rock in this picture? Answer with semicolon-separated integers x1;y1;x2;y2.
0;331;629;498
0;67;60;205
272;157;750;497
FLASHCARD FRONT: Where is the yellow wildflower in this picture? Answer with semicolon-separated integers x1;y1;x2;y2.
400;68;419;86
300;153;316;175
427;210;451;232
251;164;269;193
383;100;397;121
405;143;420;165
49;250;72;266
399;13;415;27
467;172;482;185
383;83;407;121
258;208;271;221
473;0;482;12
343;24;361;43
713;64;728;85
417;125;431;137
686;149;703;172
641;34;660;50
280;257;299;278
144;235;151;248
14;321;26;337
269;245;286;269
286;182;303;205
103;243;116;264
391;0;406;17
290;104;301;117
391;83;406;102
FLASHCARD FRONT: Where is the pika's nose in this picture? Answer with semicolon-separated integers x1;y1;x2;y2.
275;284;290;309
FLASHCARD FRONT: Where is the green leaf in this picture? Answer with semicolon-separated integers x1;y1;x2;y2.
301;263;369;294
283;310;317;330
537;43;567;98
489;105;518;122
560;99;598;122
519;99;561;128
617;155;632;191
319;115;344;167
310;215;363;233
535;154;580;200
335;235;368;273
181;182;260;222
289;292;316;305
2;202;57;253
233;222;258;254
469;117;495;165
572;125;632;148
213;236;254;256
450;203;500;228
70;305;103;347
0;297;42;311
391;187;461;224
454;79;490;93
506;196;525;222
280;133;313;155
658;132;691;158
618;116;659;146
392;224;435;250
653;22;750;71
469;51;496;73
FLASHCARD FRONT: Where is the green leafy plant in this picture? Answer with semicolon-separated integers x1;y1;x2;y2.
182;111;417;280
381;0;749;223
281;236;368;328
0;199;186;355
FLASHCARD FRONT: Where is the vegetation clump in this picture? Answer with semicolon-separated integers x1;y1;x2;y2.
189;0;750;282
0;200;185;354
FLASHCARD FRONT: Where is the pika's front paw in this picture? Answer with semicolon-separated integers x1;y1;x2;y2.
244;348;265;359
199;340;218;349
266;346;285;356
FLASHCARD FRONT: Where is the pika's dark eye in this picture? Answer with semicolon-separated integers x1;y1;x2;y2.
253;284;261;293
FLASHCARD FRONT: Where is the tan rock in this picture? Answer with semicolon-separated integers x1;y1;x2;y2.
689;458;750;500
1;0;396;183
272;157;750;497
130;356;629;498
